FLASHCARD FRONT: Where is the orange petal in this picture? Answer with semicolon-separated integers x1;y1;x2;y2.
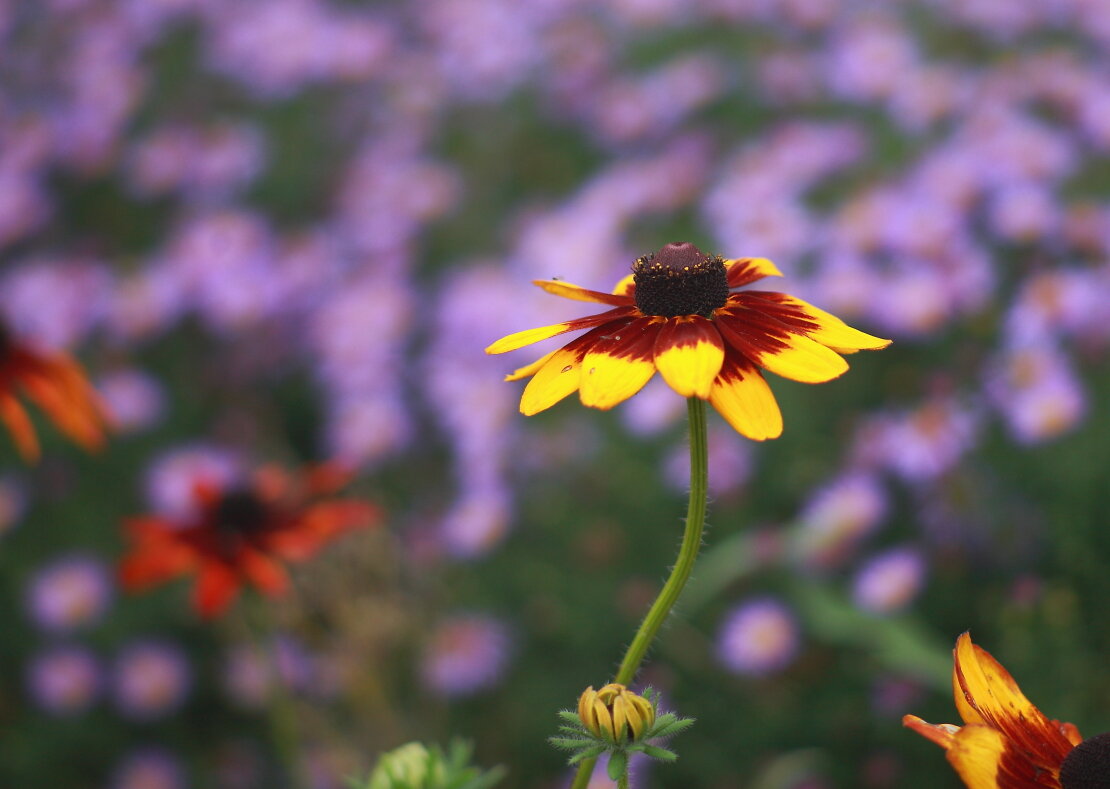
952;633;1076;770
485;306;636;354
708;350;783;440
716;308;848;384
0;390;39;462
653;316;725;399
579;316;661;410
533;280;634;306
902;714;959;750
20;368;105;452
725;257;782;288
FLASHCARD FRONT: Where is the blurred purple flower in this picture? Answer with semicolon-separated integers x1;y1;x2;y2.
852;547;927;614
223;635;318;708
825;19;919;102
985;343;1086;444
26;645;101;715
0;259;113;349
202;0;393;98
862;399;980;482
109;747;186;789
420;614;512;697
717;597;800;677
97;369;166;434
113;640;192;720
125;122;266;203
26;554;113;633
791;472;887;570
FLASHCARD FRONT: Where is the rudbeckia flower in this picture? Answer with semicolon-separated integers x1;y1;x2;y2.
904;632;1110;788
0;324;107;462
485;242;890;439
120;464;377;617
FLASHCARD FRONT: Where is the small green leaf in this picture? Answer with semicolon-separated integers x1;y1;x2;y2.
557;711;582;725
640;745;677;762
607;751;628;781
567;745;606;765
548;737;594;750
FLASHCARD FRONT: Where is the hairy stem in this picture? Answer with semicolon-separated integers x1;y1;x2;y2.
570;398;710;789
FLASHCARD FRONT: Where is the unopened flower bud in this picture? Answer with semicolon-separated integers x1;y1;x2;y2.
577;683;655;743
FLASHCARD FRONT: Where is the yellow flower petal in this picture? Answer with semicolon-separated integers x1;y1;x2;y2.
520;342;588;415
725;257;782;288
533;279;633;306
708;351;783;440
612;273;636;297
653;316;725;399
579;317;660;410
504;350;556;382
945;725;1008;789
485;307;634;354
716;310;849;383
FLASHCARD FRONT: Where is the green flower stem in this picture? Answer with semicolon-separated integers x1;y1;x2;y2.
570;397;710;789
244;596;308;789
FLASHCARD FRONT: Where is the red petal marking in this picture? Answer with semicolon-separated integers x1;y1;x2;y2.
733;292;821;333
714;303;795;356
582;315;661;363
194;562;241;618
0;391;39;462
726;257;783;288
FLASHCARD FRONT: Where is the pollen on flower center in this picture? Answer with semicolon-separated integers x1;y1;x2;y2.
1060;732;1110;789
212;489;271;535
632;242;730;318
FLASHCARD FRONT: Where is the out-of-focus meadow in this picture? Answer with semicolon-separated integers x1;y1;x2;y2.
2;1;1110;787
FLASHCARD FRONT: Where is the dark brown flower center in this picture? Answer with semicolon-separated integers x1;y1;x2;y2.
632;242;730;318
212;488;272;536
1061;732;1110;789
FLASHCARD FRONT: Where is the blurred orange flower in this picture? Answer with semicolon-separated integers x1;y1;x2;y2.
0;326;107;462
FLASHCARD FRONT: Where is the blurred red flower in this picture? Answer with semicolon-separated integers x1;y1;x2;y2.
119;464;377;618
